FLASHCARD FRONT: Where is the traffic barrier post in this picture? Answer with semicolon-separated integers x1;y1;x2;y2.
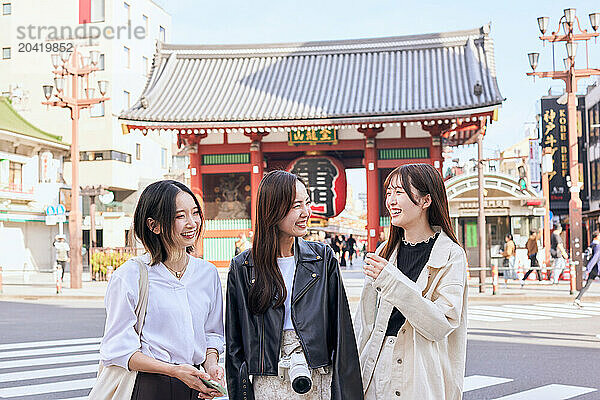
55;264;62;294
492;263;499;295
569;261;576;295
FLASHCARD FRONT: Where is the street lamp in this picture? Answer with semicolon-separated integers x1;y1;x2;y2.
526;8;600;291
98;80;108;96
564;8;576;24
591;13;600;31
42;48;110;289
528;52;540;71
537;17;549;34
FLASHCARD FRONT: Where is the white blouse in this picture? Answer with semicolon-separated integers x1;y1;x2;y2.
99;254;225;370
277;255;296;331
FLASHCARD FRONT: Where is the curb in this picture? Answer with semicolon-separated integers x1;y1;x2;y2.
0;295;106;301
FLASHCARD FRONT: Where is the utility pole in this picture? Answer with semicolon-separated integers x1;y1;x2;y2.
43;48;109;288
527;9;600;290
477;130;486;293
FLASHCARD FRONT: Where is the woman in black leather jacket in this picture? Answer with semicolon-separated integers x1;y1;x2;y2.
225;170;363;400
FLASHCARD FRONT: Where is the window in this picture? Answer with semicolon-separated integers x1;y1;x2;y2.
136;143;141;160
90;0;105;23
161;147;167;169
2;3;11;15
98;54;105;70
123;90;130;110
2;47;10;59
124;46;130;68
67;150;131;163
124;2;130;22
90;101;105;117
159;26;166;42
142;56;148;75
9;161;22;190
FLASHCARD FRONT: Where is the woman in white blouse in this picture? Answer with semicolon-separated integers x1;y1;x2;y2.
99;180;225;400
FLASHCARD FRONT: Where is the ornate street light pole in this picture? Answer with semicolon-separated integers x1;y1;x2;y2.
42;48;109;289
527;9;600;290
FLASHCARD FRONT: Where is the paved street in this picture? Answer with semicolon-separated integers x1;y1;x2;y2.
1;294;600;400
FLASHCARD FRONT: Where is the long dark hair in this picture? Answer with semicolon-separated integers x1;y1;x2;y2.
249;170;304;314
133;180;204;266
380;163;459;261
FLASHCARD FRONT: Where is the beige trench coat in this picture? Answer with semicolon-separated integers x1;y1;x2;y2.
355;228;468;400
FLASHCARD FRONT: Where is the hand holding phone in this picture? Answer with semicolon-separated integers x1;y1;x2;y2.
199;377;227;396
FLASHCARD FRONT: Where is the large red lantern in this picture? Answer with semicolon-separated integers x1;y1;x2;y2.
287;156;347;219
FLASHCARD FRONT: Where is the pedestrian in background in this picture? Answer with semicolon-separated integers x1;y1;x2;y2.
574;230;600;307
551;224;569;284
225;170;362;400
501;234;517;286
53;234;69;281
340;235;347;267
347;234;357;266
331;235;341;260
96;180;225;400
356;163;468;400
522;230;542;285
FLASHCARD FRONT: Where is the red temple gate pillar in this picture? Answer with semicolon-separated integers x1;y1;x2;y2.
359;127;384;252
189;146;202;197
431;135;443;175
250;140;264;230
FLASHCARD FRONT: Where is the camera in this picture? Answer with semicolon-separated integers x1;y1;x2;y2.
278;347;312;394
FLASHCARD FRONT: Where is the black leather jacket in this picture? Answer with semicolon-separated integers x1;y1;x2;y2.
225;238;363;400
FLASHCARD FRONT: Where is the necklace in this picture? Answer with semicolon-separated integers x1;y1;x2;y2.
402;231;439;246
164;257;188;279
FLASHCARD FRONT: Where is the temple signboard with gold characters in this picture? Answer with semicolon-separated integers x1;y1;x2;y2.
288;128;338;145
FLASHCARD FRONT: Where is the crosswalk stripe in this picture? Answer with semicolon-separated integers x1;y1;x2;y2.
527;305;600;316
0;337;101;351
500;305;592;318
562;302;600;310
56;397;89;400
0;343;100;359
468;309;550;320
0;363;98;383
464;375;513;391
0;352;99;369
493;305;593;319
0;377;97;397
468;315;512;322
538;303;600;314
472;305;582;319
492;384;597;400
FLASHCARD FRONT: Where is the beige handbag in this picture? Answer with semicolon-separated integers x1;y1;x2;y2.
88;257;149;400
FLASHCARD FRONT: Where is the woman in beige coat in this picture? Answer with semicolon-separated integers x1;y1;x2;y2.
356;164;468;400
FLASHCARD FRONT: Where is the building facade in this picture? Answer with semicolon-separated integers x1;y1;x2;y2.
120;25;504;265
583;79;600;240
0;0;172;250
446;171;545;269
0;97;70;281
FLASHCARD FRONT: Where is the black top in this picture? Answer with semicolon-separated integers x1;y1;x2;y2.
385;232;439;336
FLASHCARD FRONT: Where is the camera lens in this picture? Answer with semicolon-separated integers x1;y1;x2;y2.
292;376;312;394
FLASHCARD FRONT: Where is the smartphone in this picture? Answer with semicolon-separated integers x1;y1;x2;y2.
199;377;228;396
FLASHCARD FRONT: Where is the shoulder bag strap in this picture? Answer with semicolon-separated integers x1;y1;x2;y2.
132;257;149;337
